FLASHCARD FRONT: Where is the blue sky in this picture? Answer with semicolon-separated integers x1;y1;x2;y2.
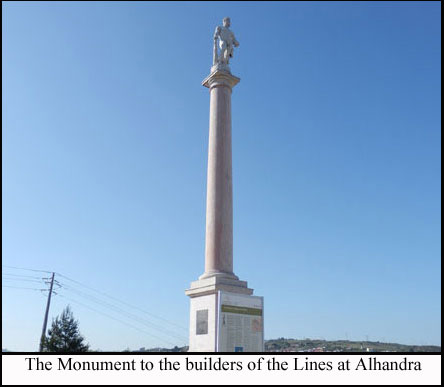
2;2;441;351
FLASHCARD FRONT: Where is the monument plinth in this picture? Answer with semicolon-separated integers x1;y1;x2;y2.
186;18;263;353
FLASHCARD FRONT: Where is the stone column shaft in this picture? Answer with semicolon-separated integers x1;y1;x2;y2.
200;71;240;280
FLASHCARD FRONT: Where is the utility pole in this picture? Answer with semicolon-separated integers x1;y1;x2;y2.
39;272;55;352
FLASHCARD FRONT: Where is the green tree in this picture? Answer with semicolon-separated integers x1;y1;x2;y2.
41;306;89;352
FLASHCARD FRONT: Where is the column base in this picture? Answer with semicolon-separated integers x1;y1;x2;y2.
185;275;254;298
198;270;238;281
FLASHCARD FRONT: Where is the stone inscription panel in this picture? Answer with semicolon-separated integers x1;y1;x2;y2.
196;309;208;335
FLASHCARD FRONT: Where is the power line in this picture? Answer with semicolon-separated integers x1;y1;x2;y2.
2;273;45;280
56;272;188;332
3;285;45;291
3;265;187;332
57;281;187;341
4;265;189;344
2;277;45;284
2;265;52;274
57;281;187;342
58;294;179;347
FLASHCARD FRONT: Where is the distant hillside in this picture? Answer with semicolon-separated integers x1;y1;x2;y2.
5;339;439;353
265;338;441;353
130;338;440;353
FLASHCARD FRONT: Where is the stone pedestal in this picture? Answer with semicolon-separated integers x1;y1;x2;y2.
185;277;253;352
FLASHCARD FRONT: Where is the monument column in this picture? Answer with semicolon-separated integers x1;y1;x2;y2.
200;71;239;280
186;17;263;353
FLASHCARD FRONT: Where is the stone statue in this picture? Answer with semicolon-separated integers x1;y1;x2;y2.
212;17;239;72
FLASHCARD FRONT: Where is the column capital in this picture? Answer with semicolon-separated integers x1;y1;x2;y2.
202;70;240;90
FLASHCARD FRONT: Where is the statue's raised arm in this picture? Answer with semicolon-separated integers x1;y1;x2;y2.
212;17;239;73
